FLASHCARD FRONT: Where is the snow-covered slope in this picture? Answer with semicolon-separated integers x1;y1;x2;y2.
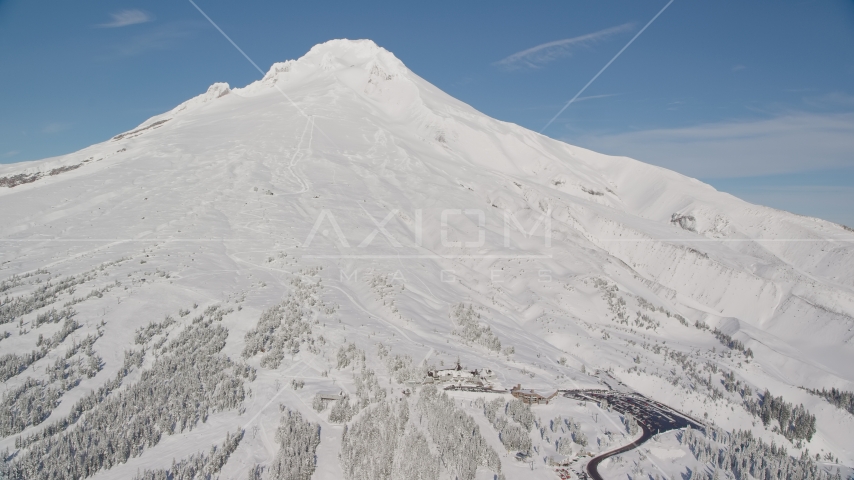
1;39;852;479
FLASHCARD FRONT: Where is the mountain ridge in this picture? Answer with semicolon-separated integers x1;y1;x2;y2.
0;38;852;479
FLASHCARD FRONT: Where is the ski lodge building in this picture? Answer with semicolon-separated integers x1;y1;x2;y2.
510;384;558;405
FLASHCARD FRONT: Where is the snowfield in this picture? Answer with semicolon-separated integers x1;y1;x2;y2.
0;39;852;480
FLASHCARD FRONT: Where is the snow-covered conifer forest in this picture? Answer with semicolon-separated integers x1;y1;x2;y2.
0;40;853;479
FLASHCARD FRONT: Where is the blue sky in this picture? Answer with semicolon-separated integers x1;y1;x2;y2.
1;1;853;225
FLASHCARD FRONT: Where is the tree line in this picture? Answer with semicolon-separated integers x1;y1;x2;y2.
682;425;835;480
418;385;502;480
744;389;816;443
1;314;249;479
134;429;243;480
479;397;531;453
1;331;102;436
340;399;439;480
450;303;502;353
0;317;80;381
242;277;327;368
256;407;321;480
808;388;854;417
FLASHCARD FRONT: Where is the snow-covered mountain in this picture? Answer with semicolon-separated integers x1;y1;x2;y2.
1;39;852;480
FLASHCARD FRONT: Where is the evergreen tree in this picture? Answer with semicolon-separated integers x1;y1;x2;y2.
268;408;321;480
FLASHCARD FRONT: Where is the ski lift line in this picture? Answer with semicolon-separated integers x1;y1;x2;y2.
187;0;342;151
11;238;137;277
187;0;300;117
541;0;676;133
240;361;307;430
326;284;416;343
187;0;265;76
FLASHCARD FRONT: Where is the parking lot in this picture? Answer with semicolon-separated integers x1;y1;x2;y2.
561;389;704;480
562;389;703;434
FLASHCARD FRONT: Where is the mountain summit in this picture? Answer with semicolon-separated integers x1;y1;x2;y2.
0;40;852;479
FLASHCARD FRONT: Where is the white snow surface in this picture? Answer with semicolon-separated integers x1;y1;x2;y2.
1;39;853;479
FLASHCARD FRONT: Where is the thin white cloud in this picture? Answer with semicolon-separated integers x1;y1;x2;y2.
802;91;854;109
494;23;634;70
43;122;71;134
103;22;199;58
3;150;20;158
573;93;621;103
99;9;153;28
718;185;854;229
572;112;854;179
